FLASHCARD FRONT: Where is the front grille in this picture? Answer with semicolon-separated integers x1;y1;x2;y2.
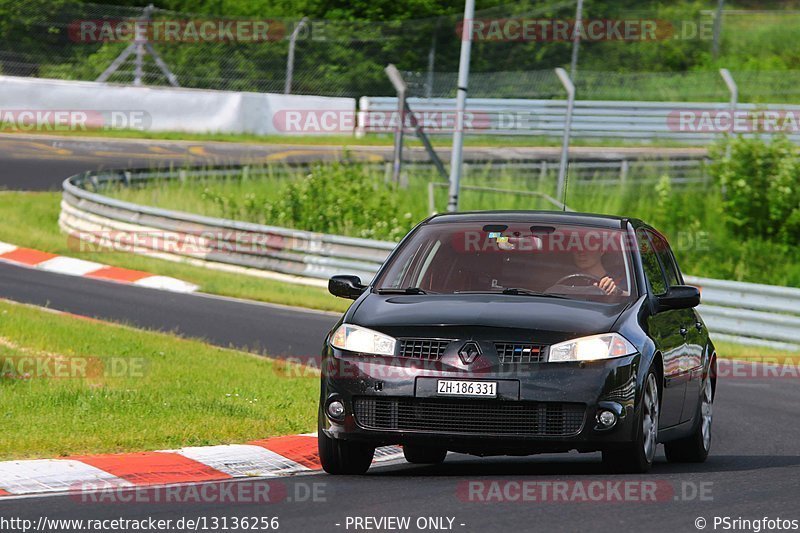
495;343;545;363
353;397;585;437
398;339;451;360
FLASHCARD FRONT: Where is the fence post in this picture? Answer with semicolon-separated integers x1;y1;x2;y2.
285;17;309;95
447;0;476;212
555;67;575;204
569;0;584;80
719;68;737;156
425;19;440;99
719;68;738;116
712;0;725;59
385;65;407;186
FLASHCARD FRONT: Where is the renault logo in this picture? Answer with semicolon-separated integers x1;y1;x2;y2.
458;342;482;365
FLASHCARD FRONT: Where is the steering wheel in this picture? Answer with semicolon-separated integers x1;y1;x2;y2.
553;273;602;287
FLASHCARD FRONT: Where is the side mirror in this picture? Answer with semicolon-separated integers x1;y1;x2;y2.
328;275;366;300
657;285;700;312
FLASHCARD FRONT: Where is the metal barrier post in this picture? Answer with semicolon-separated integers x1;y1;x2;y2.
719;68;737;156
569;0;584;80
555;68;575;203
447;0;475;212
385;65;407;185
285;17;309;95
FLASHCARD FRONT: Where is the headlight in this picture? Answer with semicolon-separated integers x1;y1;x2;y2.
330;324;396;356
549;333;636;362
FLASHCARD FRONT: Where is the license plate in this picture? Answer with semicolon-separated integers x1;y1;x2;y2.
437;380;497;397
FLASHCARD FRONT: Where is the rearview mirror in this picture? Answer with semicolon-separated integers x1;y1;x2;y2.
328;275;366;300
657;285;700;312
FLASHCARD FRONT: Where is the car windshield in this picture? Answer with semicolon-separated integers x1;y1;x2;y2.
374;221;636;303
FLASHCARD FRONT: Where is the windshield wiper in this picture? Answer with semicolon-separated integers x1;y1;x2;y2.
376;287;430;295
453;289;568;299
500;288;568;299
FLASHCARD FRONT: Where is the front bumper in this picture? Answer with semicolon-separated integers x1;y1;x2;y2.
319;346;643;455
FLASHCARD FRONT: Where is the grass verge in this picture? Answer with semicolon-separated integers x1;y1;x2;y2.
1;129;699;149
715;341;799;365
0;191;350;313
0;298;318;460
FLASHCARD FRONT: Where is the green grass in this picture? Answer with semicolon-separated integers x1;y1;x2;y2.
0;191;350;313
0;298;319;459
715;340;799;365
2;129;700;149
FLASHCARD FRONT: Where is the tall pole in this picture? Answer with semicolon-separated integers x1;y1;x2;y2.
555;67;575;204
711;0;725;60
569;0;584;80
447;0;475;213
133;4;153;86
425;26;437;98
285;17;309;94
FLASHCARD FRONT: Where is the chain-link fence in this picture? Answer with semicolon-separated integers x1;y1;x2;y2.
2;0;800;101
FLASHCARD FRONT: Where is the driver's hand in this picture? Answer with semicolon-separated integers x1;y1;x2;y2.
594;276;619;295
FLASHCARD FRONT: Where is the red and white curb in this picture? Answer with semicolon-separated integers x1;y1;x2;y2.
0;241;198;293
0;434;403;497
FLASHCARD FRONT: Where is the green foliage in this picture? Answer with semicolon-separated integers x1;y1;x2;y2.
198;162;416;240
6;0;800;99
709;135;800;244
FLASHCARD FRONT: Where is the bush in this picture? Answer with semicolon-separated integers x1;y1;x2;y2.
708;135;800;245
259;162;415;241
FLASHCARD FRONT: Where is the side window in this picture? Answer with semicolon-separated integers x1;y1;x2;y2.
636;229;667;296
647;230;680;288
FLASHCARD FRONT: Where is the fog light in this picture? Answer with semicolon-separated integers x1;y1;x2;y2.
326;400;345;421
597;409;617;428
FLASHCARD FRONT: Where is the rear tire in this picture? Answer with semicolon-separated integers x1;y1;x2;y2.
403;445;447;464
665;370;713;463
603;371;660;474
318;425;375;475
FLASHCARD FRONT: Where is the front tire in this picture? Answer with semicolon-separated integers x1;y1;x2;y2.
318;422;375;475
603;371;660;474
665;370;713;463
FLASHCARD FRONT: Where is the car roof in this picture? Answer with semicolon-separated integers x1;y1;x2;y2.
425;210;637;230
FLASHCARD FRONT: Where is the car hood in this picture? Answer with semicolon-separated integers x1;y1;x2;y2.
348;293;628;343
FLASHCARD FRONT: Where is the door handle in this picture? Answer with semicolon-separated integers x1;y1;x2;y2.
679;326;688;337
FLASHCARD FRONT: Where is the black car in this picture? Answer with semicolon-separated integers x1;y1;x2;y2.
318;211;716;474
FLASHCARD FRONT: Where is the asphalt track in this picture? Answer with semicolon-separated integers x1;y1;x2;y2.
0;132;707;190
0;134;797;533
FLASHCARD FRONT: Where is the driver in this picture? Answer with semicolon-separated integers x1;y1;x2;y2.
572;248;623;296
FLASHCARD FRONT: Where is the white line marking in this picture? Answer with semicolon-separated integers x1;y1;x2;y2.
36;256;105;276
0;459;133;495
133;275;199;293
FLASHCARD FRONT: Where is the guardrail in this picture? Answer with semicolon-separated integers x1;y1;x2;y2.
60;167;799;350
358;97;800;144
60;168;395;286
685;276;800;352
